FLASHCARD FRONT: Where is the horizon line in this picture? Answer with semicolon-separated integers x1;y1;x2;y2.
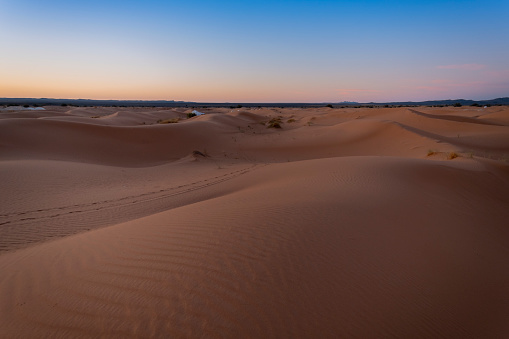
1;96;508;105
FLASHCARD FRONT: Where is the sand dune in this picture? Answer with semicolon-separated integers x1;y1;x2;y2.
1;106;508;337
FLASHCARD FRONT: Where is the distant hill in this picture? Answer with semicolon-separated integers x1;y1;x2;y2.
0;98;185;107
0;97;508;107
369;97;509;106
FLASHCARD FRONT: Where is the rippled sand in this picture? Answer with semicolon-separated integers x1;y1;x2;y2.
1;105;509;337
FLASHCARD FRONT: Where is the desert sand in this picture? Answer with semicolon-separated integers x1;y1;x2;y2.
1;105;508;338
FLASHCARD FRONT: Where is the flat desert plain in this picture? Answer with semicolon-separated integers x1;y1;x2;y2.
1;105;509;338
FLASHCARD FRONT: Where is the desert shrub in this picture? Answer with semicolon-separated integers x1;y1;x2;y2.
268;121;281;128
187;112;196;118
453;102;462;107
448;152;459;160
471;103;480;107
61;103;68;106
427;150;437;156
287;118;296;123
158;118;179;124
267;117;282;128
325;104;333;108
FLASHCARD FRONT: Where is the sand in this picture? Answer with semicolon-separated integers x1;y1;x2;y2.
1;105;508;338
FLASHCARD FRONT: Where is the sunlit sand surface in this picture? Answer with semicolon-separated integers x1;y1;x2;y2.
1;105;508;337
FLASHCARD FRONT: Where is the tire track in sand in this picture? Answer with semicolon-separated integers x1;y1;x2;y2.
0;163;265;252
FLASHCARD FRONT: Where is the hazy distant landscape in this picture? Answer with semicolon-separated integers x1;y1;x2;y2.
1;97;509;108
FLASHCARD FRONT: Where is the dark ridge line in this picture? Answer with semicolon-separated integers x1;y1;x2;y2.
1;97;508;108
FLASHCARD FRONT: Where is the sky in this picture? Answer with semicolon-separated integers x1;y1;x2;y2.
1;0;508;103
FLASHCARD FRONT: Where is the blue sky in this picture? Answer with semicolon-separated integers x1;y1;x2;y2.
1;0;508;102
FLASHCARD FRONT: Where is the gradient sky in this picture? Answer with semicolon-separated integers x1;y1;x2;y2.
1;0;508;102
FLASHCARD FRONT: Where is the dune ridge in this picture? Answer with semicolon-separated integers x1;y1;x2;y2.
1;106;508;337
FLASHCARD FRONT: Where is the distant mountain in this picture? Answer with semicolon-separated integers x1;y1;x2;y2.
372;97;509;106
0;97;508;107
0;98;182;107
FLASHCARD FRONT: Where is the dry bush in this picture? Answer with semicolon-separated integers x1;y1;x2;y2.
448;152;459;160
158;118;179;124
267;117;282;129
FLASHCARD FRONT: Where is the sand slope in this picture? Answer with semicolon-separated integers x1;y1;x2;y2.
1;106;509;338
